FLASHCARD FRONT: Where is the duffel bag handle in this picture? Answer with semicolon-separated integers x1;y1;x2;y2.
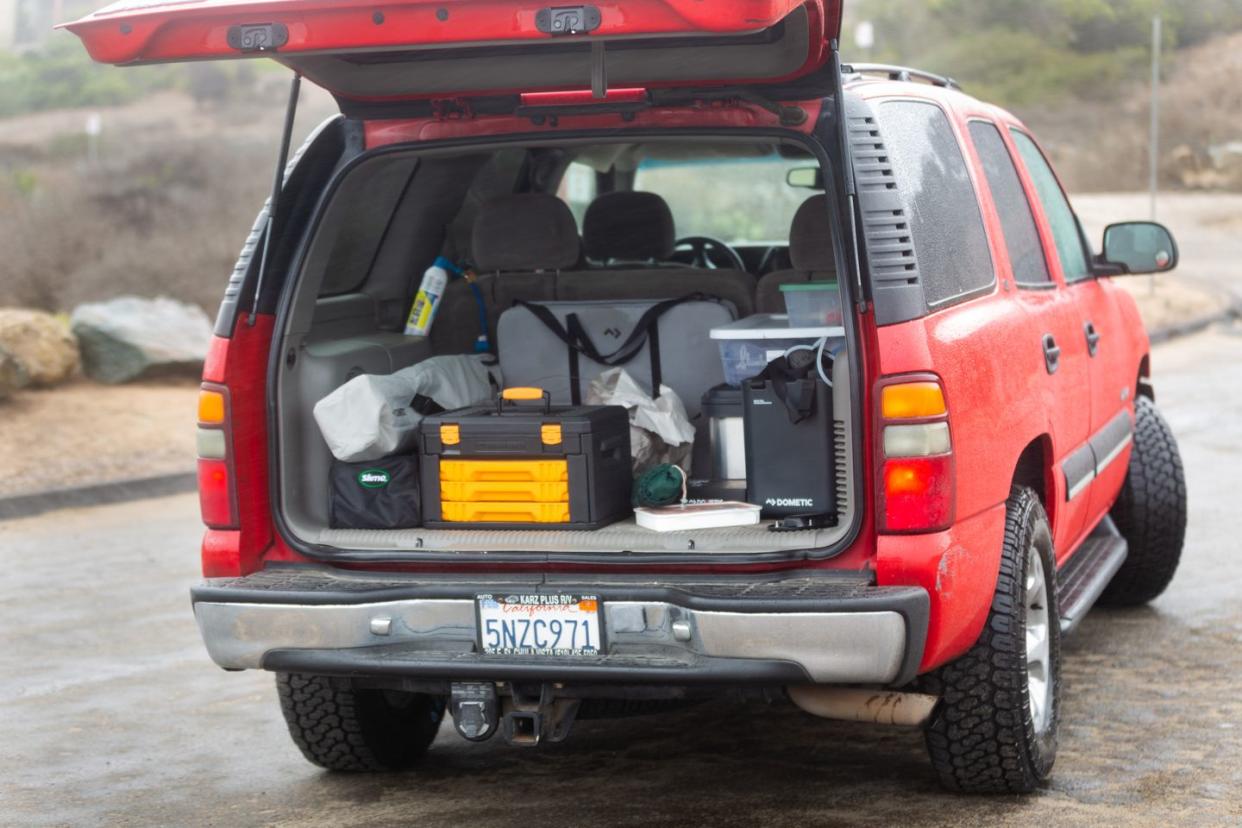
497;386;552;414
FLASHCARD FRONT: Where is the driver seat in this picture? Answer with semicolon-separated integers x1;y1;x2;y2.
558;191;756;316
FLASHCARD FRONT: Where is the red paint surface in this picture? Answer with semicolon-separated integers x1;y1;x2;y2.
876;503;1007;670
851;80;1151;667
198;314;287;577
64;0;840;100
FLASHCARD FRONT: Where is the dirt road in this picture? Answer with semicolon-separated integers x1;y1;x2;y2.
2;325;1240;827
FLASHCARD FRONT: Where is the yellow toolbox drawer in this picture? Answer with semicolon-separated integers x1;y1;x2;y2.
440;501;572;524
439;459;569;483
441;481;570;503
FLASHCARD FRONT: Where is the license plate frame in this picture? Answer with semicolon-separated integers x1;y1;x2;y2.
476;593;605;657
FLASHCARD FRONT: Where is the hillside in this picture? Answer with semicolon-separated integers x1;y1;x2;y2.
1021;29;1242;191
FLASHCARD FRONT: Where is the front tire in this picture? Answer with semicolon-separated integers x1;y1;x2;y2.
924;486;1061;793
276;673;444;772
1100;395;1187;606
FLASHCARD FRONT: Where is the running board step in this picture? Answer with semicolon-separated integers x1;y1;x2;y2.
1056;516;1128;635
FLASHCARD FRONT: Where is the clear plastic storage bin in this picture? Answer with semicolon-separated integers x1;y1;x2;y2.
780;280;842;327
710;314;845;387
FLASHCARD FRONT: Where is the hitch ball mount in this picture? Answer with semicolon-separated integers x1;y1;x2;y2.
450;682;581;747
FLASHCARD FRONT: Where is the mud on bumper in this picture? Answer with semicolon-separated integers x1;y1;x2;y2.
191;567;929;687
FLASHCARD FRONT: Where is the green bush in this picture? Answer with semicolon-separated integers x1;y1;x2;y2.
0;35;182;117
923;28;1147;106
845;0;1242;108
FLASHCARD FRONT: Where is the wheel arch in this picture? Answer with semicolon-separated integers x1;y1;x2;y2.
1137;353;1154;401
1011;433;1055;532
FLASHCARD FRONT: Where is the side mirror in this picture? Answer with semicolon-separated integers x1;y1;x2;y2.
1101;221;1178;275
786;167;823;190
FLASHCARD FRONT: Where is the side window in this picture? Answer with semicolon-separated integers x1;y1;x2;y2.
876;100;995;308
1010;131;1091;283
967;121;1051;287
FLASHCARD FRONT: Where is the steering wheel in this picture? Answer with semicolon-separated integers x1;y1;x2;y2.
673;236;748;272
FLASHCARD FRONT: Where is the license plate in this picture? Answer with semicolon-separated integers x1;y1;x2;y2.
476;594;604;656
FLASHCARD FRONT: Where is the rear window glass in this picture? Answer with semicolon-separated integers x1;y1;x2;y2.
876;101;994;307
968;121;1051;287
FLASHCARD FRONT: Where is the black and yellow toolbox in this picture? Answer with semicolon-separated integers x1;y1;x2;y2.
418;388;632;529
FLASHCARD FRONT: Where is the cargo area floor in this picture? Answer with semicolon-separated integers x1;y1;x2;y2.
313;517;843;555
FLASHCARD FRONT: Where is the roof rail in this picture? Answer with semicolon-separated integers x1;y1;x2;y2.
842;63;961;91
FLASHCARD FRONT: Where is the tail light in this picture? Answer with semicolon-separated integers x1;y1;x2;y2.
878;377;955;533
197;384;238;529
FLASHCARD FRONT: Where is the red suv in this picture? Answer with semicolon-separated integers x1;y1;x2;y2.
69;0;1187;793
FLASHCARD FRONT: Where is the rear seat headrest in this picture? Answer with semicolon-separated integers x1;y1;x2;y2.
582;191;676;263
789;194;837;272
472;193;580;272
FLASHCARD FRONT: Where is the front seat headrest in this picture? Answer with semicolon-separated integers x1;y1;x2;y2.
789;194;837;273
582;191;676;263
472;193;580;272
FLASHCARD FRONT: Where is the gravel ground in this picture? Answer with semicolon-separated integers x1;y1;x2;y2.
0;378;198;497
0;325;1239;827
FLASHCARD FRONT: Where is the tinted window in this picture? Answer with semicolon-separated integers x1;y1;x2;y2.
968;122;1051;286
877;101;994;307
1010;131;1090;283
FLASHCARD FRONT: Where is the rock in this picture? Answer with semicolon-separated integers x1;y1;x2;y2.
70;296;213;384
0;308;80;387
0;346;31;400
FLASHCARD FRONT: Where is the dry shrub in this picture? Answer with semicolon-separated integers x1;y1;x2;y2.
1;137;273;314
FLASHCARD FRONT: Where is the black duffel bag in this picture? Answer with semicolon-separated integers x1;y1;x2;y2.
329;455;421;530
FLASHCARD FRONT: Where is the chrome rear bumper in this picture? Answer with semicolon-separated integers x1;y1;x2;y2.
192;567;929;686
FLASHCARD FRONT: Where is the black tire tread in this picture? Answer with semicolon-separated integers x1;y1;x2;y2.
923;486;1059;794
1101;396;1187;606
276;672;441;772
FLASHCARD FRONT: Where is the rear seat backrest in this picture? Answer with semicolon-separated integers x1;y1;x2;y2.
560;190;757;316
755;194;836;313
582;191;676;265
430;193;580;354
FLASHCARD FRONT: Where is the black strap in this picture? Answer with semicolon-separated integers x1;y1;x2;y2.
770;377;816;424
647;322;663;398
566;314;583;405
409;393;445;417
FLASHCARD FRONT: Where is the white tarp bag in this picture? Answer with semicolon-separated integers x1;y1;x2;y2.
585;367;696;473
314;354;501;462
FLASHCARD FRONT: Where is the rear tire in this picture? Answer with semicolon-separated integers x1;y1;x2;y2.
923;486;1061;794
1100;396;1187;606
276;673;444;772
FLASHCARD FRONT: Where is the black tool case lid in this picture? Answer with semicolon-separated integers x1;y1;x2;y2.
418;390;629;457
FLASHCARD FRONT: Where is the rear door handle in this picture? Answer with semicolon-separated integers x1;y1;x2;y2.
1042;334;1061;375
1084;321;1101;357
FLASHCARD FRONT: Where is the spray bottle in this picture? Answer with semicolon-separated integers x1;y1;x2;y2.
404;256;457;337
